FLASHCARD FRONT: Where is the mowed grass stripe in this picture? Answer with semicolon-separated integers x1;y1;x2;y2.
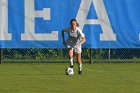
0;63;140;93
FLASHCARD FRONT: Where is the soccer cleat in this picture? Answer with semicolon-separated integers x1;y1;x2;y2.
70;65;74;68
78;71;82;75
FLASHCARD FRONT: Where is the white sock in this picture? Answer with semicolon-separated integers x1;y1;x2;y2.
70;57;73;67
78;63;82;71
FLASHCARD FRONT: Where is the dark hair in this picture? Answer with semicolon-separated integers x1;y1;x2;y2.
70;18;79;27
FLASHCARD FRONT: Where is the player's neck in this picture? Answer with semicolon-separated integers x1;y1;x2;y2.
71;27;76;32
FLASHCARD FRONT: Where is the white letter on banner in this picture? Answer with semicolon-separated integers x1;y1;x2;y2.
76;0;116;41
0;0;11;40
21;0;58;40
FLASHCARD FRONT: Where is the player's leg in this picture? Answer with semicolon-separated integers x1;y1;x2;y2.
74;45;82;74
68;48;74;68
76;53;82;74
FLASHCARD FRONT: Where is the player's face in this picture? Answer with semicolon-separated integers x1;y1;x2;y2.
71;21;77;30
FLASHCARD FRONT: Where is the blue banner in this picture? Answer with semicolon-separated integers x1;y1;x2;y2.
0;0;140;48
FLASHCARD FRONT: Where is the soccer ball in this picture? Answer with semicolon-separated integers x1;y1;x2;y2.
66;67;74;75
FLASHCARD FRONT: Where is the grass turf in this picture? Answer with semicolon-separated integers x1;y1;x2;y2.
0;63;140;93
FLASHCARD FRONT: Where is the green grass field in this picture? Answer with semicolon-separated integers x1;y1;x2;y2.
0;63;140;93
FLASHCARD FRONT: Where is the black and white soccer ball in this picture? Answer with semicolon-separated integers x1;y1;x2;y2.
66;67;74;75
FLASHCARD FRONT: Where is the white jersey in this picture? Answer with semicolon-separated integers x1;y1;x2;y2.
64;27;85;48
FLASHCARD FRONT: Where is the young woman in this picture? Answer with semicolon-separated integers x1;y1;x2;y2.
62;18;86;74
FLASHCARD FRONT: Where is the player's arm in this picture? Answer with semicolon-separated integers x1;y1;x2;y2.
62;29;67;45
79;37;86;45
78;28;86;45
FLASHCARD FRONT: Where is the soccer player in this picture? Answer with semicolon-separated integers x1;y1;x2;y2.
62;18;86;74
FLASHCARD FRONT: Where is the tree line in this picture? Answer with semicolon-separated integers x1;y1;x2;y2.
2;49;140;60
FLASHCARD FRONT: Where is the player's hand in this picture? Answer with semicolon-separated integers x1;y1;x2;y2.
76;42;81;45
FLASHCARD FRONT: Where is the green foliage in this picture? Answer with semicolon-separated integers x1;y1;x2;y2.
2;49;140;62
